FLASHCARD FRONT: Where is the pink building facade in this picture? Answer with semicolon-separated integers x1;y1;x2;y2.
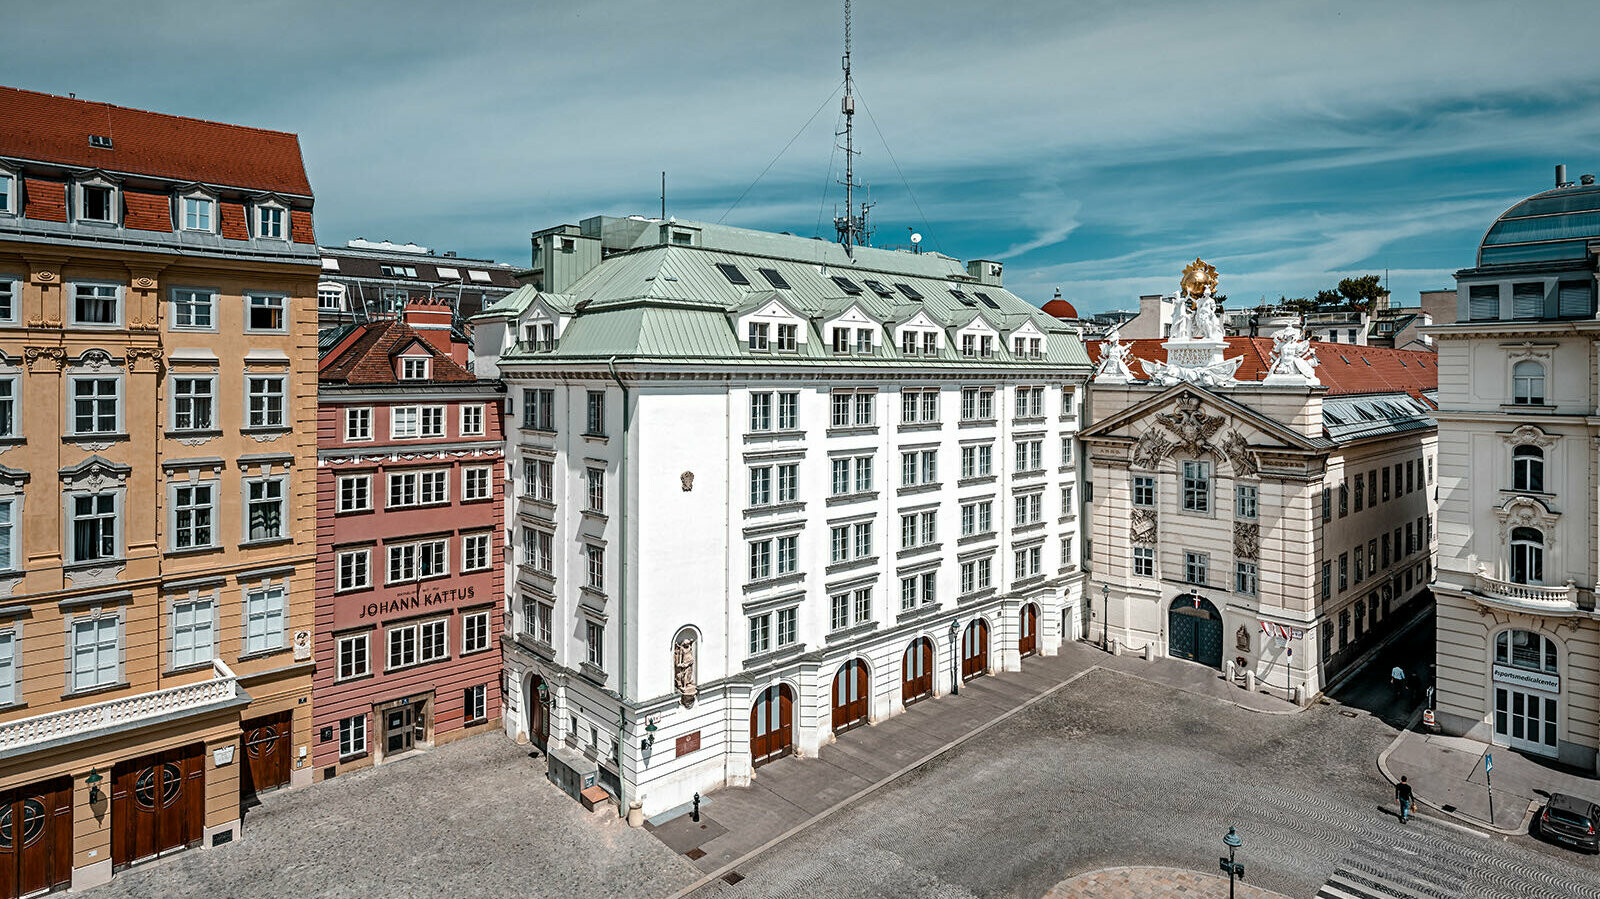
312;302;506;778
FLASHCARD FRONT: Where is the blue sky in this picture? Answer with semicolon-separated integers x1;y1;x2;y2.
10;0;1600;314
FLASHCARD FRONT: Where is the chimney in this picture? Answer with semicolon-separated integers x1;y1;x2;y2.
1584;174;1596;186
1557;164;1568;187
402;298;460;360
966;259;1003;286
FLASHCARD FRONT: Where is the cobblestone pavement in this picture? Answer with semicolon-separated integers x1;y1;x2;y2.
678;664;1600;899
91;734;698;899
1041;866;1288;898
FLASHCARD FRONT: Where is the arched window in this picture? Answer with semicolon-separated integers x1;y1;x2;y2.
1509;527;1544;585
1512;361;1546;405
1495;629;1557;673
1512;445;1544;493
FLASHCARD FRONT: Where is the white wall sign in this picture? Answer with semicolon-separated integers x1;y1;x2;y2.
213;745;236;767
1492;663;1559;694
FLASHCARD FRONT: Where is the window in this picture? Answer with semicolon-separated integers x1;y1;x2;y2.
1321;488;1331;523
829;522;873;561
181;195;213;231
715;263;750;286
585;621;604;668
337;549;370;592
748;539;772;581
419;620;449;663
586;545;605;591
245;293;286;332
345;407;372;441
749;465;773;506
1511;282;1544;319
831;592;850;631
317;282;345;310
853;587;873;624
1133;546;1154;578
1512;361;1546;405
578;466;603;512
1339;482;1348;517
960;500;993;536
336;714;368;758
1382;468;1391;502
1355;475;1365;511
1355;600;1366;638
1014;545;1042;578
464;684;487;722
1132;476;1155;507
900;576;920;610
386;625;417;670
171;483;215;550
70;493;117;562
747;322;770;351
523;529;553;573
1060;483;1075;516
1184;552;1208;586
857;327;875;353
246;376;286;429
750;392;772;431
854;522;874;557
1060;436;1073;467
901;388;940;424
461;466;491;502
1558;280;1595;319
776;535;797;575
71;377;120;434
460;404;485;437
0;500;13;572
1339;553;1348;591
391;405;444;438
337;633;370;680
244;586;286;655
79;183;114;222
1014;440;1043;472
171;596;215;669
72;283;120;326
245;477;286;541
776;323;798;351
257;204;285;239
462;533;491;572
1014;386;1044;418
833;328;851;353
524;600;553;644
1181;461;1210;512
0;172;11;215
522;388;555;430
959;558;993;594
523;458;553;502
1512;445;1544;492
1235;562;1258;595
901;331;919;355
1495;629;1558;674
70;616;120;692
1013;493;1043;527
1339;609;1350;647
747;613;771;655
171;288;215;329
901;449;938;487
960;387;995;421
901;510;937;548
172;376;214;431
1510;527;1544;585
400;357;429;380
463;611;490;654
1235;485;1258;519
1354;548;1364;584
1321;561;1332;599
758;267;790;289
585;390;606;436
979;335;993;357
961;444;994;479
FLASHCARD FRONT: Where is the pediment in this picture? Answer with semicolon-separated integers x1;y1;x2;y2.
822;302;879;330
1007;319;1045;339
1083;384;1321;475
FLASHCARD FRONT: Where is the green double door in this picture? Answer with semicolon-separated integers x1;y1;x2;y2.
1169;599;1223;669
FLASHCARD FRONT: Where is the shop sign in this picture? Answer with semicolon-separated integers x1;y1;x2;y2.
359;584;476;620
1492;663;1559;693
675;731;701;757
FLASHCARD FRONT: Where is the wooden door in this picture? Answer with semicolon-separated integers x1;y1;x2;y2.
831;661;869;732
0;777;71;899
112;744;204;870
902;638;933;705
241;711;292;802
528;676;549;751
1019;604;1039;657
749;685;793;767
962;620;989;681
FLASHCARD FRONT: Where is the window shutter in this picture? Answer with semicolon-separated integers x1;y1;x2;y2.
1511;282;1544;319
1468;285;1499;321
1558;281;1593;319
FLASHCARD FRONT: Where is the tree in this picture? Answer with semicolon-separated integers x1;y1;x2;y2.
1312;289;1343;310
1337;274;1386;314
1281;295;1319;315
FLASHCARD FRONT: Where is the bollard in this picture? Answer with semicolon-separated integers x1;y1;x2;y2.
1225;659;1236;681
1244;670;1256;692
627;801;644;827
1142;643;1153;661
1291;684;1303;706
1110;639;1122;656
691;792;701;823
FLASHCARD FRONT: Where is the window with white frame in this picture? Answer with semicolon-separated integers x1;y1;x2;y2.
961;444;993;479
0;630;13;706
464;684;487;722
257;203;286;239
901;449;938;487
344;407;372;441
246;375;286;428
523;528;553;573
831;456;872;496
1235;561;1258;595
1061;482;1075;516
1060;435;1074;466
0;499;14;572
1132;546;1155;577
340;714;367;757
747;539;772;581
747;321;770;351
1014;386;1044;418
585;390;606;436
387;472;418;508
171;288;215;330
70;614;120;692
1512;360;1546;405
1014;545;1042;578
244;585;286;655
829;521;874;562
77;181;115;223
71;376;120;434
901;388;940;424
171;595;215;669
171;376;215;431
960;386;995;421
960;499;993;536
1235;485;1258;519
386;625;417;669
69;493;118;562
245;477;286;541
391;405;445;439
425;619;451;663
463;610;490;654
462;533;490;572
72;283;120;326
317;282;345;311
585;620;604;668
747;612;772;655
387;538;447;584
523;458;553;502
337;632;370;680
1132;475;1155;508
586;545;605;591
181;195;214;232
464;466;492;502
830;591;850;630
901;510;937;549
1181;461;1211;513
1013;492;1043;527
1014;439;1043;473
460;404;485;436
0;171;12;215
0;278;13;325
1184;552;1208;586
337;474;372;513
583;467;604;513
337;548;370;592
171;483;215;550
524;599;553;644
521;389;554;430
775;534;798;575
245;293;286;332
773;322;797;351
400;356;430;380
959;557;993;593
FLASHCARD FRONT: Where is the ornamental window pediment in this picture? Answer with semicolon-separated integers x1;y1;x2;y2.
1494;495;1558;549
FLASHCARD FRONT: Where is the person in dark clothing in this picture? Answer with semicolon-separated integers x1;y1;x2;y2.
1395;776;1414;822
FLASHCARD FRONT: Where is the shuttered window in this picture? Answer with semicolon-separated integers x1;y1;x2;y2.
1468;285;1500;321
1511;282;1544;319
1558;281;1593;319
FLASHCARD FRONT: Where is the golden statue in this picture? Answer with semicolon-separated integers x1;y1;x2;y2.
1179;258;1219;299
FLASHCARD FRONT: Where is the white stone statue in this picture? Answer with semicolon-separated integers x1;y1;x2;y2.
1264;324;1320;385
673;634;697;705
1096;328;1138;383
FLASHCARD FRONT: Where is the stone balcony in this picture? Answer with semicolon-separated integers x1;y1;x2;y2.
0;660;248;759
1469;572;1586;615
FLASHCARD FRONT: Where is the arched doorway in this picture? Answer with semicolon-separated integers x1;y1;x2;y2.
526;674;549;751
832;660;870;732
1018;603;1039;657
902;638;934;705
961;620;990;681
750;684;794;767
1168;594;1223;668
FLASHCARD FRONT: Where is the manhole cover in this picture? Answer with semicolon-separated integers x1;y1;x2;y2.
723;871;745;885
686;848;706;860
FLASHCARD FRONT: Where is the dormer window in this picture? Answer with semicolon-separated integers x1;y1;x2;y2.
748;322;770;351
902;331;918;355
400;357;430;381
182;195;214;232
923;332;938;355
961;334;975;357
318;282;346;311
1013;336;1026;356
256;202;286;240
980;335;994;357
776;323;797;351
855;328;874;354
1029;338;1041;358
77;179;116;224
0;168;14;215
833;328;850;353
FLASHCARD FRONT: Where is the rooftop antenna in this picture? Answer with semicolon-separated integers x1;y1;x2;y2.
660;171;666;220
833;0;872;253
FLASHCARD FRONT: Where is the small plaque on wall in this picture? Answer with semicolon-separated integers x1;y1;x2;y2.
293;630;311;661
675;731;701;757
213;745;236;767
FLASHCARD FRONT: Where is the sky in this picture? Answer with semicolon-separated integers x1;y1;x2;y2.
9;0;1600;315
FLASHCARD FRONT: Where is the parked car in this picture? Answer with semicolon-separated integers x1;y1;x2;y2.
1537;793;1600;854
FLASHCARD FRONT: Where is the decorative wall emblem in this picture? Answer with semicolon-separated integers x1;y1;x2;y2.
1131;429;1174;469
70;349;117;372
1220;430;1256;476
131;276;157;290
1156;395;1225;455
1129;509;1158;546
60;455;132;494
1233;521;1259;560
24;347;65;372
293;630;311;662
1502;424;1557;449
1506;341;1553;364
680;471;695;492
33;270;55;283
1235;625;1251;652
1494;495;1558;548
125;346;163;372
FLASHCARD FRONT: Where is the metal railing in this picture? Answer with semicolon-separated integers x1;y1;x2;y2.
0;660;241;754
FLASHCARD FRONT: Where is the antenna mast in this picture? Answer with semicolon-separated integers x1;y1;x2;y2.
834;0;871;250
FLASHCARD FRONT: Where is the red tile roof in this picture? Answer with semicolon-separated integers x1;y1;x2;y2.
123;190;172;232
1086;337;1438;397
0;86;312;196
22;178;65;222
320;320;478;385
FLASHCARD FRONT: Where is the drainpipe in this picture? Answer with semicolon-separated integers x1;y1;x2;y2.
606;356;631;815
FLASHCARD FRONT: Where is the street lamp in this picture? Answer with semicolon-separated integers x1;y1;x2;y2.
1101;583;1110;652
948;619;961;696
85;769;104;805
1219;826;1245;899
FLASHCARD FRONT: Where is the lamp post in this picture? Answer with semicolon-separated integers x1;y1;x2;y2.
1219;826;1244;899
948;618;961;696
1101;583;1110;652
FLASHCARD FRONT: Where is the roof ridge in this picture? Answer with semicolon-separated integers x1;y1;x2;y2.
0;86;301;140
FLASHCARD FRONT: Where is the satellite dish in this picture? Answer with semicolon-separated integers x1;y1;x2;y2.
910;233;922;244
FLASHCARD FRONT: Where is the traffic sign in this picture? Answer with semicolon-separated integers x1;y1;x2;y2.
1485;752;1493;773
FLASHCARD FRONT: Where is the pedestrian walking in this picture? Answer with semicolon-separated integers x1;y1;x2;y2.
1390;665;1407;700
1395;776;1414;823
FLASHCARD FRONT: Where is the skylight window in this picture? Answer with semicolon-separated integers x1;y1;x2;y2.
895;283;924;300
830;275;862;295
975;292;1001;309
759;268;791;289
468;270;492;283
950;289;976;307
716;263;751;286
863;279;894;297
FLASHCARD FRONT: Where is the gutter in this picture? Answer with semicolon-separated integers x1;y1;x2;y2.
606;355;632;816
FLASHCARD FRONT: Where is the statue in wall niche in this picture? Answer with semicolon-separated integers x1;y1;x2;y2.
673;634;697;706
1236;625;1251;652
681;471;695;492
